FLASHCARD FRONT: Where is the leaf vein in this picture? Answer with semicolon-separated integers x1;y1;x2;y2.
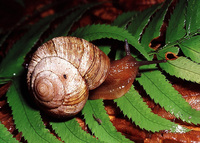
123;94;172;128
142;73;193;117
167;61;199;75
63;122;89;143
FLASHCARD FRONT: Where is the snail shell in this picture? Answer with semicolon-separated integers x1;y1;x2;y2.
27;36;110;117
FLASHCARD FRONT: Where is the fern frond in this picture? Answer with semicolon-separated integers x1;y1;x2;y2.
165;0;187;43
0;123;18;143
0;15;55;78
71;24;150;60
46;3;100;41
114;86;189;133
128;4;161;40
137;64;200;124
159;56;200;84
140;0;172;54
112;11;138;28
186;0;200;35
6;79;61;143
179;36;200;63
50;118;100;143
82;99;132;143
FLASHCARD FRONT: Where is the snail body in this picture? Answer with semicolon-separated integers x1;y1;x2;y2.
89;55;138;100
27;36;165;118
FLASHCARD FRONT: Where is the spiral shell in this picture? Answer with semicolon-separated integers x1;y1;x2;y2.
27;36;110;117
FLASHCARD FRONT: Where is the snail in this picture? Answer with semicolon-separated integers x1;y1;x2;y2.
27;36;166;118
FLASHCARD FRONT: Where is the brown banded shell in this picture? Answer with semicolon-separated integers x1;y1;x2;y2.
27;36;110;117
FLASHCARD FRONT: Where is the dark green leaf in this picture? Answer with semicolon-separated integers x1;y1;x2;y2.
0;78;11;85
166;0;187;43
140;0;172;54
98;45;111;55
179;35;200;63
137;64;200;124
0;15;56;78
186;0;200;35
46;3;100;41
114;86;189;132
128;4;161;40
112;11;138;28
82;99;132;143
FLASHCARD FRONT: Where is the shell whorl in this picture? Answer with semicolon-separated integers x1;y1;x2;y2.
27;36;110;117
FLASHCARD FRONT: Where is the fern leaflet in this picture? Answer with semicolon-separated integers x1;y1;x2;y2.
114;86;189;133
179;36;200;63
140;0;172;54
127;4;161;40
82;99;132;143
186;0;200;35
0;123;18;143
111;11;138;28
50;118;100;143
46;3;99;41
137;64;200;124
159;56;200;84
165;0;187;43
0;15;55;78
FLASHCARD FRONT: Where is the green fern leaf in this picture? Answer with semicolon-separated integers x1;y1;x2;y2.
127;4;161;40
114;86;189;132
98;45;111;55
50;118;100;143
140;0;172;54
179;36;200;63
112;11;138;28
82;99;132;143
186;0;200;35
71;24;150;60
46;3;99;41
166;0;187;43
0;15;56;79
0;123;18;143
6;79;61;143
0;78;11;85
159;56;200;84
137;64;200;124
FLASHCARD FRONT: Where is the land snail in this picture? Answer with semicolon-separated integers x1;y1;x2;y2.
27;36;166;118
